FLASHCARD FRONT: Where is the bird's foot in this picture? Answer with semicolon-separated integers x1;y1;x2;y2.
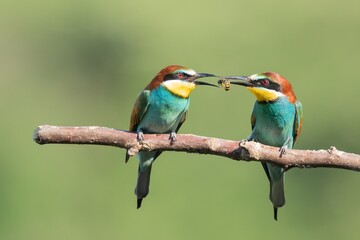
239;139;248;146
137;131;144;142
169;131;177;145
327;146;337;154
279;145;288;158
279;137;291;158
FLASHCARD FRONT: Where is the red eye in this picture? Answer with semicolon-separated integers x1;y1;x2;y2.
177;72;184;78
260;79;269;85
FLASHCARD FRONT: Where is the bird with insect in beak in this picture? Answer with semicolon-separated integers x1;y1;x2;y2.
219;72;303;220
126;65;218;209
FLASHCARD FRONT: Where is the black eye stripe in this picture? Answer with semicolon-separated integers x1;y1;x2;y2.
179;72;190;77
253;78;281;91
163;72;191;81
253;78;270;83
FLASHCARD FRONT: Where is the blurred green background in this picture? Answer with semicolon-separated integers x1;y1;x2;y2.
1;0;359;239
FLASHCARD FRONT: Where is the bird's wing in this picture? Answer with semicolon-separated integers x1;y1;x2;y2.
293;100;303;145
250;111;256;131
129;90;151;132
175;109;188;133
126;90;150;163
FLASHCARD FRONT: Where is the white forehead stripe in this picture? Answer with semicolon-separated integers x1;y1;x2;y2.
250;74;267;80
183;69;196;76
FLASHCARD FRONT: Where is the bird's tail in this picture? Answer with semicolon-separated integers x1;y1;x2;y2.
135;165;152;209
270;175;285;221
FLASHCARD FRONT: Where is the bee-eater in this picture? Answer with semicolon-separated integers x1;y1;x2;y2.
126;65;217;209
223;72;303;220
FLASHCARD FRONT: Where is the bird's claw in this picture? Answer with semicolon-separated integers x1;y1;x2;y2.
279;146;287;158
327;146;337;154
137;131;144;142
239;139;248;146
169;131;177;145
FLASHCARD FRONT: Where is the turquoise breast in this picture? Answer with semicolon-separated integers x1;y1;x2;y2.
251;97;296;148
137;85;190;133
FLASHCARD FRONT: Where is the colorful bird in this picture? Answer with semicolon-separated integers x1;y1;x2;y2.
222;72;303;220
126;65;217;209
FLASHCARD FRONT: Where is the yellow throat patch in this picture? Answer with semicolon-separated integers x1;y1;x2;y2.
247;87;279;102
162;80;196;98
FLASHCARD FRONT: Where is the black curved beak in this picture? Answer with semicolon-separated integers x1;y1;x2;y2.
218;76;255;87
193;73;219;87
196;73;217;78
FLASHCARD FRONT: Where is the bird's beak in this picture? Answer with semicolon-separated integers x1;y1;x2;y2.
193;73;219;87
218;76;255;87
196;73;217;78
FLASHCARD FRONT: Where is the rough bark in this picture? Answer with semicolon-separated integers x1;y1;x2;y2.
33;125;360;171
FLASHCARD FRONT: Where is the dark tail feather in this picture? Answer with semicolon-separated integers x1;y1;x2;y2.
137;198;143;209
274;207;278;221
125;153;130;163
270;176;285;208
270;175;285;221
135;165;152;209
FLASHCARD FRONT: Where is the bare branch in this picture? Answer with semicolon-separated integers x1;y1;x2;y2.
33;125;360;172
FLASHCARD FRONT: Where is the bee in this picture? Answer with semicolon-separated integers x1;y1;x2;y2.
218;79;231;91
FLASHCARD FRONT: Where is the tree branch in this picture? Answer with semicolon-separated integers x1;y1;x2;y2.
33;125;360;172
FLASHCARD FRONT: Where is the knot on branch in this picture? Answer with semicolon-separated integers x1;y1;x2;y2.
234;147;251;161
126;147;139;157
124;138;156;158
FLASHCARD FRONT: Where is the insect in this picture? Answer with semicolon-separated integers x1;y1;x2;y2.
218;79;231;91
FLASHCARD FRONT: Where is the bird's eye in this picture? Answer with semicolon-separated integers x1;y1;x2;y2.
260;79;270;85
177;72;184;79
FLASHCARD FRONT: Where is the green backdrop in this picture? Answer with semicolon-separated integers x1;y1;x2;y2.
1;0;359;239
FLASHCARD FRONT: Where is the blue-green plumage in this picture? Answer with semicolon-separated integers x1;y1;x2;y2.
136;85;189;170
127;65;217;209
250;98;296;148
137;85;190;136
223;72;303;220
250;97;301;220
134;85;190;208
